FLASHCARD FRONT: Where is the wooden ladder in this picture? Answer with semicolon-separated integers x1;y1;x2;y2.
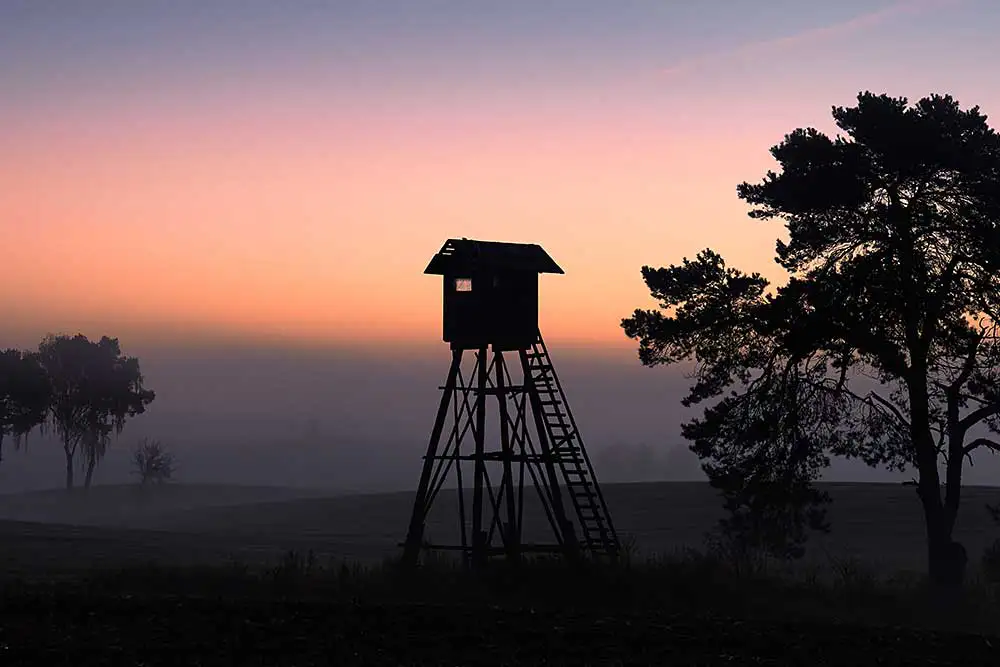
520;333;619;558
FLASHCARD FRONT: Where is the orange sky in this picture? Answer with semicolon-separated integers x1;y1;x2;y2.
2;0;997;352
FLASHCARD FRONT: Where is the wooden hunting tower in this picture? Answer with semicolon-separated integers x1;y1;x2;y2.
402;238;619;568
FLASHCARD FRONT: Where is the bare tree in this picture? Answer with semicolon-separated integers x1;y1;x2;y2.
131;437;176;485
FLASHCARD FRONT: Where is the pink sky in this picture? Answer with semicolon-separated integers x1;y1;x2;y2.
2;0;996;352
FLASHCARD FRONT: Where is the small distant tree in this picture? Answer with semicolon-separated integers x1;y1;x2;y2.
131;437;175;485
37;334;155;489
0;349;51;466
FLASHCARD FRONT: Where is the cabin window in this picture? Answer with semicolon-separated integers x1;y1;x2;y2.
455;278;473;292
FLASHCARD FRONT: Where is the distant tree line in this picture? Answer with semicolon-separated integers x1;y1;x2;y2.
0;334;155;489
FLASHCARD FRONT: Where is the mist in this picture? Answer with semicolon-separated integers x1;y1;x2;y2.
0;336;973;495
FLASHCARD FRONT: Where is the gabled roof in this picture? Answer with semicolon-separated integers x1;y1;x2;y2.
424;238;564;275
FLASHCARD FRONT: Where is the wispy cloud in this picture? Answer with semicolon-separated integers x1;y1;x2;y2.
659;0;963;78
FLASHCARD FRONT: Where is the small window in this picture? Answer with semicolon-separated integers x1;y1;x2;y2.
455;278;472;292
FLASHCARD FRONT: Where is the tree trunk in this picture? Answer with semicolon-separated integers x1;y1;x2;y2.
63;441;75;489
65;455;74;489
920;500;964;586
84;457;96;489
909;375;966;587
915;470;967;588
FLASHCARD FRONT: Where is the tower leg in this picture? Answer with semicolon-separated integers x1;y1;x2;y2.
402;349;463;568
471;346;489;568
494;350;520;563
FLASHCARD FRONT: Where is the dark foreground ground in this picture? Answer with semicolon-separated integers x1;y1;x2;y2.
1;552;999;666
2;592;997;666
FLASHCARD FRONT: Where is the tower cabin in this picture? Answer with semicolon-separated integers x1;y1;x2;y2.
424;238;563;351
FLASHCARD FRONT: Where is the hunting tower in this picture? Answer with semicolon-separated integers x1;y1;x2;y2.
401;238;619;568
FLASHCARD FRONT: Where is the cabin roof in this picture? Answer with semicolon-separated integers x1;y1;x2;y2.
424;238;564;275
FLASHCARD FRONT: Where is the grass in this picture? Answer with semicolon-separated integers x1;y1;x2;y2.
0;554;997;665
2;541;1000;664
7;540;1000;632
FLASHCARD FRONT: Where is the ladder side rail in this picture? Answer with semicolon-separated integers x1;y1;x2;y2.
519;348;580;557
525;340;608;550
533;333;620;548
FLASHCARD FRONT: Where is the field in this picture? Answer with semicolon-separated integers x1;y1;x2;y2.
1;480;999;576
1;481;1000;665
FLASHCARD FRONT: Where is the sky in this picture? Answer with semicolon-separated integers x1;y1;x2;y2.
2;0;999;491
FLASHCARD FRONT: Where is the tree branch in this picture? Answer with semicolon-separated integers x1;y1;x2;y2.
868;390;912;431
949;334;983;396
958;392;990;407
959;404;1000;432
922;253;964;345
964;437;1000;456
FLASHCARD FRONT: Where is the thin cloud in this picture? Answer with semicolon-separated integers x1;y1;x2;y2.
659;0;963;78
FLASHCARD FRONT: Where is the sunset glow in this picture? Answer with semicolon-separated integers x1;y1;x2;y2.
3;0;997;351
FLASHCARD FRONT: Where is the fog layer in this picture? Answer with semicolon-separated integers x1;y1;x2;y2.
0;339;942;493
